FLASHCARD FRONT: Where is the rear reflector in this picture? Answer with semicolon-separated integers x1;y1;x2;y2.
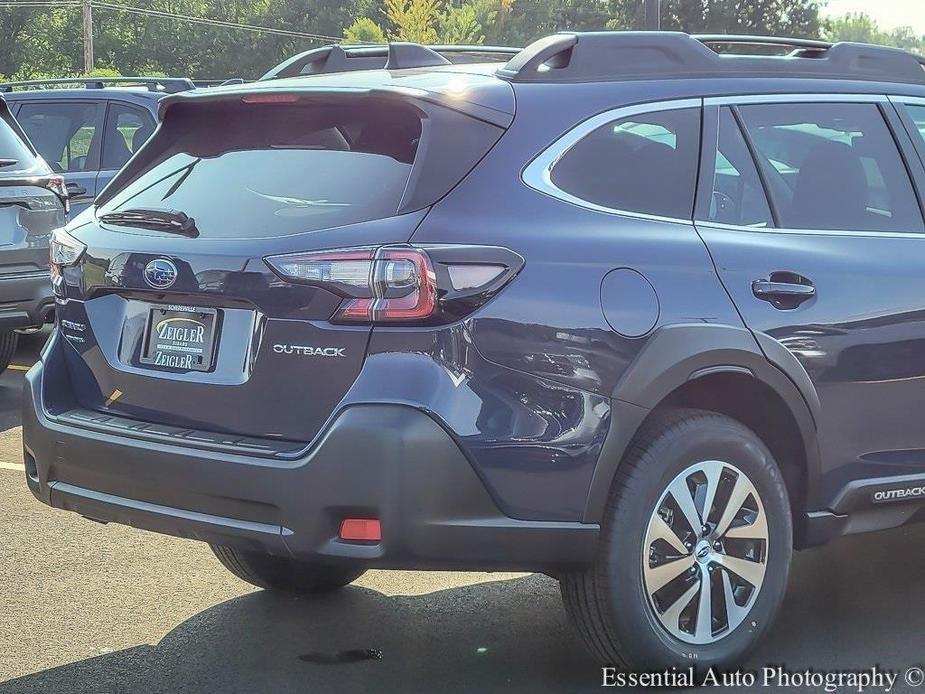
339;518;381;542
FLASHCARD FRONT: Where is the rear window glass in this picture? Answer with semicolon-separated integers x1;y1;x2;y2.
98;101;422;238
548;108;701;220
0;114;40;174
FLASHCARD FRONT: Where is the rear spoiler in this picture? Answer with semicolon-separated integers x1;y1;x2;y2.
157;81;514;129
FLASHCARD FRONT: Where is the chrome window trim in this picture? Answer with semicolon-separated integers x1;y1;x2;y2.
521;97;702;225
695;220;925;240
888;95;925;107
704;93;889;106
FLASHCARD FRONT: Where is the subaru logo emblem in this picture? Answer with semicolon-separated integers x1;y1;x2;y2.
143;258;178;290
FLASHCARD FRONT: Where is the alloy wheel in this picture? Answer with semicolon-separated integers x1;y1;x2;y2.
642;460;769;645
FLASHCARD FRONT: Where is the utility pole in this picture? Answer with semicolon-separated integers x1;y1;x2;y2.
82;0;94;73
644;0;661;30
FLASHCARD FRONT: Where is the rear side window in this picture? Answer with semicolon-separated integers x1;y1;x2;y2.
707;108;773;228
102;103;154;171
99;100;422;239
549;108;701;219
0;114;38;173
738;102;924;233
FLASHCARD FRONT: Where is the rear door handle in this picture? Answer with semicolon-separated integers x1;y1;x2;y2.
65;182;87;196
752;274;815;308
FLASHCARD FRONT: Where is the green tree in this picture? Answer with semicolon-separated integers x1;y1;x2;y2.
440;3;484;43
344;16;387;43
606;0;822;36
384;0;441;42
823;11;884;43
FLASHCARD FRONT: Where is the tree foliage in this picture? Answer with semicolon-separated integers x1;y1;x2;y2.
2;0;922;81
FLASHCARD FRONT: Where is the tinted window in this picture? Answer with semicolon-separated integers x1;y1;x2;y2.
102;103;154;170
739;102;923;232
16;102;103;173
905;104;925;144
99;101;422;239
549;108;701;219
708;108;773;227
0;114;39;174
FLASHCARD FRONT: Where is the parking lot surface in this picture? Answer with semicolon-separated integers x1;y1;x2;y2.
2;331;925;693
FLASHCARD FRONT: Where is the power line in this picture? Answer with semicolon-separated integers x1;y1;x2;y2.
0;0;341;41
0;2;81;6
93;1;341;41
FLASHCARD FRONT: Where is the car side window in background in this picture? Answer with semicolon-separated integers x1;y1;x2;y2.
102;103;154;170
16;102;102;174
707;107;774;227
738;102;924;233
549;108;701;219
904;104;925;144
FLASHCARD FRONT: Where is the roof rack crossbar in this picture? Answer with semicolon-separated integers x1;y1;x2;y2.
0;76;196;94
496;31;925;84
260;43;522;80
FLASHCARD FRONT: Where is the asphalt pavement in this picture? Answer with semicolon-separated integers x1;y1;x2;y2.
1;330;924;693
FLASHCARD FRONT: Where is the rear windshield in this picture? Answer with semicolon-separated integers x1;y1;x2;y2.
0;113;42;175
98;100;422;238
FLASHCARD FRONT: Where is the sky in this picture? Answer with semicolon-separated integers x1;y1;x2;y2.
821;0;925;34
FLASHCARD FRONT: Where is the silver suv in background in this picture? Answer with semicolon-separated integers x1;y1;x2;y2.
0;95;66;371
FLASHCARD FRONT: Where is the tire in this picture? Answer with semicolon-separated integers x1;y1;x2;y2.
0;331;18;374
210;545;365;595
561;408;792;671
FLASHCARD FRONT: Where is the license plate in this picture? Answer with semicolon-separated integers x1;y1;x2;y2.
140;305;218;372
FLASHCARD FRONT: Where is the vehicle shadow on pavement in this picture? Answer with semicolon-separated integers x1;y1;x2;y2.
0;573;602;694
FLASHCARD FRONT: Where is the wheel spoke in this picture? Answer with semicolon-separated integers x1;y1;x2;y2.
714;472;752;538
695;566;713;641
646;554;695;593
667;475;703;537
714;553;765;587
648;512;689;555
721;567;748;628
724;506;768;540
699;461;724;528
659;580;700;630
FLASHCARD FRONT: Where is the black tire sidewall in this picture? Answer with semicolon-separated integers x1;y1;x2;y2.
598;415;792;671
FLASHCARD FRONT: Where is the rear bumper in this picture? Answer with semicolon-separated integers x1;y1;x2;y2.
0;270;53;330
22;348;598;571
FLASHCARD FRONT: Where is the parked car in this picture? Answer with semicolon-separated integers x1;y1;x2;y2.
0;94;66;371
22;33;925;671
0;78;198;215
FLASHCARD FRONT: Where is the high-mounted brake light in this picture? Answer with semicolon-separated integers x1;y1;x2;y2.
241;93;301;104
265;244;524;325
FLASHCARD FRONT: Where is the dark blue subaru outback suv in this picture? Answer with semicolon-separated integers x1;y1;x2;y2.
22;33;925;670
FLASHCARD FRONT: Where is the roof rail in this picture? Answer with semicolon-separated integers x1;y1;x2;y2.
0;76;196;94
260;43;521;81
496;31;925;84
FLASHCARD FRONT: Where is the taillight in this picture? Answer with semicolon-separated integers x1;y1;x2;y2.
265;244;523;325
49;227;86;295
